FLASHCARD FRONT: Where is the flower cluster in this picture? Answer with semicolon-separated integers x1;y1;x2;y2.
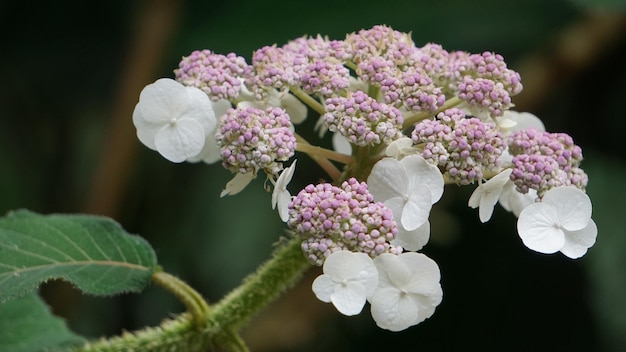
411;108;505;185
287;178;402;266
507;128;587;197
132;24;597;332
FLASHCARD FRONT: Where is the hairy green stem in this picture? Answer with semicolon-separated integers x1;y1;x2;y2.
74;237;309;352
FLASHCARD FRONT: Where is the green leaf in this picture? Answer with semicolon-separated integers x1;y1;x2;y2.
0;209;157;303
0;292;86;352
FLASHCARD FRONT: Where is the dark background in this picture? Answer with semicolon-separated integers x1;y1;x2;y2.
1;0;626;351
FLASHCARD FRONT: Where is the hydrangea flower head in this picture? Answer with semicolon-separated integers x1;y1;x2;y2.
133;78;216;163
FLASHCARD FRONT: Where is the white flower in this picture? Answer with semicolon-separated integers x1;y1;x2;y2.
133;78;216;163
367;155;444;232
517;186;597;259
312;251;378;316
220;172;256;197
468;169;513;223
499;180;537;217
272;160;297;222
369;252;443;331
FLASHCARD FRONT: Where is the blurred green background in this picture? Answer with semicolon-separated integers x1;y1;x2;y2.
1;0;626;351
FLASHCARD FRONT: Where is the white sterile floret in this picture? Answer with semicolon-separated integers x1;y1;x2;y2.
186;98;232;164
312;251;378;316
133;78;216;163
468;169;513;223
332;132;352;155
517;186;597;259
499;110;545;135
369;252;443;331
368;155;444;232
272;159;297;222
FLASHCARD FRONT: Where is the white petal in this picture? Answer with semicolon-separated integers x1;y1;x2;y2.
183;86;216;134
280;92;308;124
332;132;352;155
504;111;545;132
367;158;409;201
154;118;205;163
397;253;442;295
560;219;598;259
311;275;334;303
385;137;415;159
138;78;189;123
370;287;419;331
220;172;256;197
211;98;232;119
401;184;432;231
470;169;512;222
323;251;376;285
272;160;297;222
517;203;565;254
186;130;221;164
374;253;411;289
400;155;444;203
542;187;592;232
133;111;161;150
330;281;368;316
392;220;430;251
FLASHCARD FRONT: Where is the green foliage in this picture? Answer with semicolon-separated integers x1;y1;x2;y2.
0;292;86;352
0;210;157;303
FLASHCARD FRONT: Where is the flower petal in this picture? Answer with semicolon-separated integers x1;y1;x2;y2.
220;172;256;197
542;186;592;232
311;275;334;303
517;203;565;254
330;281;368;316
368;158;409;201
560;219;598;259
391;220;430;251
401;184;432;231
138;78;189;123
154;118;205;162
370;287;419;332
401;155;444;203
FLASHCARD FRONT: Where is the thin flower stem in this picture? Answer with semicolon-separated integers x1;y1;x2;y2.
289;86;326;115
294;133;343;182
151;270;210;329
295;141;354;164
402;96;463;128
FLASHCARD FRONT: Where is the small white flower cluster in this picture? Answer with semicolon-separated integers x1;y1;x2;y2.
131;24;597;332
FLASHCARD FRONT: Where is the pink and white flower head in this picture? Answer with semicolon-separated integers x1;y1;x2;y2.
411;108;505;185
216;106;296;176
368;252;443;331
517;186;597;259
174;50;252;102
324;91;404;147
507;128;587;197
287;178;402;266
133;78;216;163
246;45;302;101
